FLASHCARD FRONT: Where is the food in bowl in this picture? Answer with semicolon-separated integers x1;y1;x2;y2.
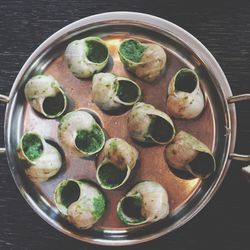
96;138;139;190
17;132;62;182
118;38;167;82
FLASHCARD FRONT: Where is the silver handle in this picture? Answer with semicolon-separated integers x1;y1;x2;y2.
0;94;9;154
0;94;10;103
228;94;250;161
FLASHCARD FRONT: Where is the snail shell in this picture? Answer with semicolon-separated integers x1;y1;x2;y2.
17;132;62;182
58;110;105;157
65;37;109;78
117;181;169;225
92;72;142;111
165;131;216;178
54;179;106;229
118;39;166;82
96;138;138;190
166;68;205;119
24;75;67;118
128;102;175;145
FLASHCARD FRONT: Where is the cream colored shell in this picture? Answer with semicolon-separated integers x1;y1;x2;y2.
127;102;175;144
24;74;67;118
58;110;105;157
54;179;106;229
96;138;138;190
65;37;109;78
92;73;141;111
18;133;62;183
135;44;166;82
165;131;215;178
119;39;167;82
166;68;205;119
117;181;169;225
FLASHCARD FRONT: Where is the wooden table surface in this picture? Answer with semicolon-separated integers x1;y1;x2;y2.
1;0;250;249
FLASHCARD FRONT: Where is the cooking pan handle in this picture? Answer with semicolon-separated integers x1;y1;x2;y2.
228;94;250;161
0;94;10;154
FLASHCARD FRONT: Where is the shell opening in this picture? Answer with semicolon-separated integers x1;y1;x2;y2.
22;133;43;161
98;162;128;189
42;91;66;116
119;39;146;63
148;115;174;143
175;69;197;93
119;195;145;223
188;152;215;178
75;125;104;153
86;40;108;63
117;80;140;103
59;180;80;209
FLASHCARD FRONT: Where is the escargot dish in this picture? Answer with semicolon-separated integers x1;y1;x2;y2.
117;181;169;225
96;138;139;190
54;179;106;229
165;131;216;178
128;102;175;144
65;37;109;78
58;110;105;157
91;73;142;111
118;38;167;82
166;68;205;119
17;132;62;182
24;74;67;118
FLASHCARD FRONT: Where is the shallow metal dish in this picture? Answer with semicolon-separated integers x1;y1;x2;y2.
1;12;250;246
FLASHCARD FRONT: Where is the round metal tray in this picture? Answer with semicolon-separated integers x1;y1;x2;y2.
2;12;249;245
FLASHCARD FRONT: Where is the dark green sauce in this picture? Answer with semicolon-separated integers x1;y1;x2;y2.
117;80;139;103
92;195;106;219
75;125;104;153
60;181;80;208
120;39;146;63
189;152;214;178
175;70;197;93
86;40;108;63
149;115;173;143
22;134;43;161
98;162;127;188
120;195;145;223
43;91;65;116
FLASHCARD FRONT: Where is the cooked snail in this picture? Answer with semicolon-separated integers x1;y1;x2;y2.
117;181;169;225
24;74;67;118
165;131;215;178
166;68;205;119
91;73;142;111
58;110;105;157
118;38;167;82
96;138;138;190
128;102;175;144
54;179;106;229
65;37;109;78
17;132;62;182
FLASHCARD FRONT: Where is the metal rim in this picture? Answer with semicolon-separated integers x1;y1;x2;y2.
3;12;236;246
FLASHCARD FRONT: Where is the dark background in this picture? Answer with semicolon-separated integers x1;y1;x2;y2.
1;0;250;249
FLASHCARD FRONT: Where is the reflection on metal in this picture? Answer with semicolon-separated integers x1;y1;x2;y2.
0;94;9;103
230;153;250;161
0;148;6;154
227;94;250;103
228;94;250;162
